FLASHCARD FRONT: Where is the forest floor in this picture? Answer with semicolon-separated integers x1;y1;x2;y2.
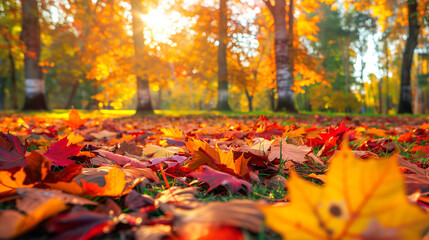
0;110;428;239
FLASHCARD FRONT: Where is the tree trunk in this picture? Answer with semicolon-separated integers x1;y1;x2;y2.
267;88;275;111
88;84;99;110
264;0;297;112
131;0;153;113
20;0;48;110
359;46;366;113
216;0;231;111
65;80;79;109
288;0;294;76
0;76;5;109
4;37;18;109
398;0;419;114
379;78;383;114
244;89;253;112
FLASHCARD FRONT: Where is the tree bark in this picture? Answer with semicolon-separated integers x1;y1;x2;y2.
65;80;79;109
244;89;253;112
288;0;294;76
398;0;419;114
216;0;231;111
20;0;48;110
131;0;153;113
0;76;5;109
264;0;297;112
4;37;18;109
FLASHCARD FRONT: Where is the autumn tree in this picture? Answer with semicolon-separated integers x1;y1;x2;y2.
397;0;420;113
20;0;48;110
348;0;429;114
263;0;297;112
216;0;232;111
0;0;20;109
131;0;153;113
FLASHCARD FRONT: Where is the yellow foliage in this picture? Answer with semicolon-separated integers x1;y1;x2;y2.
261;143;429;239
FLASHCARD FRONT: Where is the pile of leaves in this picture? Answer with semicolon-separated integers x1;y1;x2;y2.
1;111;429;239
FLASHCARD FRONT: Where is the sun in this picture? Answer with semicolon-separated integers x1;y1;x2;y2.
140;8;190;45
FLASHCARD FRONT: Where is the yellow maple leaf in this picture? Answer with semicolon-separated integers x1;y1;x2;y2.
143;144;183;158
66;132;85;145
160;126;183;139
366;127;387;137
282;127;306;139
261;143;429;239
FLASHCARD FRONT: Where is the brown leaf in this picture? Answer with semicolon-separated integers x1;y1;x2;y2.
268;141;323;165
173;199;264;236
157;187;203;211
117;141;143;156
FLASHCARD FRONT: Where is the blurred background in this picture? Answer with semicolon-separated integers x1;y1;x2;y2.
0;0;428;113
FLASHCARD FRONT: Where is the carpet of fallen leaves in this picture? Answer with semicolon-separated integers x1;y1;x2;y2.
1;111;429;239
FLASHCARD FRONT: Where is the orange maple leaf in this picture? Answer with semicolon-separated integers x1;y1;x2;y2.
185;139;249;177
65;106;86;129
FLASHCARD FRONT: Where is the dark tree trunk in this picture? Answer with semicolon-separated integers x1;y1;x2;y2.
264;0;297;112
5;37;18;109
65;80;79;109
244;89;253;112
131;0;153;113
157;87;162;110
288;0;294;76
359;46;366;113
88;84;99;110
267;88;275;111
20;0;47;110
379;78;383;114
0;76;5;109
398;0;419;114
216;0;231;111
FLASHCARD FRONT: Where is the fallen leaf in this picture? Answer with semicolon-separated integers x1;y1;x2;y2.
117;141;143;156
0;132;28;170
187;166;252;194
0;168;34;197
48;166;156;197
261;142;429;239
46;206;116;240
173;199;264;239
94;149;147;168
90;130;118;140
44;137;83;166
147;155;187;168
124;190;155;209
185;139;247;177
65;107;87;129
0;187;93;239
157;187;203;211
268;140;323;165
160;126;183;139
143;144;183;158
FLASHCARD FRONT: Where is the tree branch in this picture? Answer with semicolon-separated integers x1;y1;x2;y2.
263;0;275;15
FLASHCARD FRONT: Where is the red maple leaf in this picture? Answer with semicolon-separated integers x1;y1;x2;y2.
46;207;115;240
187;166;252;194
0;133;28;170
307;121;355;148
44;138;83;167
